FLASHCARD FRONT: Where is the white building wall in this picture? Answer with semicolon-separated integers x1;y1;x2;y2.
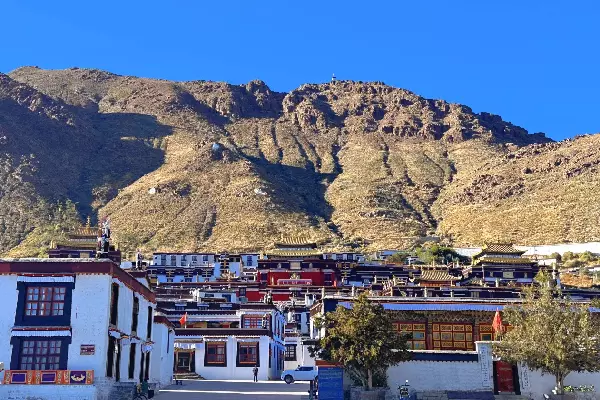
388;360;489;392
298;343;315;367
519;366;600;399
0;384;96;400
150;323;174;388
68;274;111;377
0;275;18;378
112;279;155;383
194;337;272;380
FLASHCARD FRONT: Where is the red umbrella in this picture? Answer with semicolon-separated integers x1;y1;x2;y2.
492;309;504;339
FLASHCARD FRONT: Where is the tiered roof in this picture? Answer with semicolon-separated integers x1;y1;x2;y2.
472;243;534;267
419;268;460;282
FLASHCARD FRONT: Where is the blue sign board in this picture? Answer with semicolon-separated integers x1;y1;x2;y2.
317;366;344;400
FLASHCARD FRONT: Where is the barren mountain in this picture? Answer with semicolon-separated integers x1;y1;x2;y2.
1;66;599;256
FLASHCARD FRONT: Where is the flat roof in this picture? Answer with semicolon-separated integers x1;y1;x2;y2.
0;258;155;302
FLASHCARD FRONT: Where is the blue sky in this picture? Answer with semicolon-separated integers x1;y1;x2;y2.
1;0;598;141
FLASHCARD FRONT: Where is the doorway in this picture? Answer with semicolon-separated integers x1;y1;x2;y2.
493;361;520;394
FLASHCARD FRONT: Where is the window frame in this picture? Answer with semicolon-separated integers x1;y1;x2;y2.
284;344;296;361
237;342;259;367
393;321;427;350
242;316;269;329
15;283;74;327
24;286;67;317
205;342;227;366
10;336;70;371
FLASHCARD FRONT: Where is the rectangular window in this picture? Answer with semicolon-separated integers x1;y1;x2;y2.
432;323;474;350
239;287;247;296
206;342;226;365
131;296;139;333
170;255;176;266
393;322;427;350
110;284;119;326
246;256;253;266
25;287;66;316
20;340;61;370
160;255;166;265
243;316;268;329
184;278;192;282
238;343;258;364
202;255;209;262
192;255;198;262
128;343;136;379
139;352;145;381
284;344;296;361
147;306;153;339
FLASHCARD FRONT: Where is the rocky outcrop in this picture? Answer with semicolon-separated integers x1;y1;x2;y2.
1;67;598;255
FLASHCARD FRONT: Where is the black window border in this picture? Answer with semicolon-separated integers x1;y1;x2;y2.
10;336;71;370
284;344;297;361
236;342;260;367
204;342;227;367
15;282;75;327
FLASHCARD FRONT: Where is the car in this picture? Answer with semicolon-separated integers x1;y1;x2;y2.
281;365;318;384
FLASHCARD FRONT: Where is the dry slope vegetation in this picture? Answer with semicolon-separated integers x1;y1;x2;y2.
1;66;599;255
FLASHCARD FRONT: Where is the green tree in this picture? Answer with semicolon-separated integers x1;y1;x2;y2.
387;252;409;264
493;282;600;394
579;251;597;264
310;293;411;389
550;252;562;263
562;251;575;262
415;244;468;265
564;259;584;270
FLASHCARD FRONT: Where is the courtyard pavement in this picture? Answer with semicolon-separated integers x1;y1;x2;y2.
155;379;311;400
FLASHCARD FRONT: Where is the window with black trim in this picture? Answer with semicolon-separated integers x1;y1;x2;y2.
110;283;119;326
15;283;74;327
205;342;226;366
25;287;66;316
139;352;145;381
20;340;61;370
132;296;139;333
128;343;136;379
147;306;153;339
284;344;296;361
237;343;258;366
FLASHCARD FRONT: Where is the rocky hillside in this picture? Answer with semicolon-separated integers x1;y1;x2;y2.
1;66;599;256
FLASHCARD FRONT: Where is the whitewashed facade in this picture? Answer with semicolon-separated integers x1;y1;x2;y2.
0;259;173;400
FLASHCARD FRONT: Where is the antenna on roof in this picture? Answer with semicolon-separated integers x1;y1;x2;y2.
331;73;336;83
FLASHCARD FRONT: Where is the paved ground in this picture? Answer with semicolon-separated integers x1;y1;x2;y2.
155;379;311;400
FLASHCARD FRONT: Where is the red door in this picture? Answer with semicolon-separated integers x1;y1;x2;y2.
495;361;515;393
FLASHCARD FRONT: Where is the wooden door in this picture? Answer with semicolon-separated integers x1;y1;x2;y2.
494;361;515;393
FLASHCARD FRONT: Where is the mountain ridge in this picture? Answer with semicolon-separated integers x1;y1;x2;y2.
1;67;598;256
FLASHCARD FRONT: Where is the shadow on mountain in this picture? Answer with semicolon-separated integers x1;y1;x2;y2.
71;112;172;218
247;156;337;226
0;97;172;223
